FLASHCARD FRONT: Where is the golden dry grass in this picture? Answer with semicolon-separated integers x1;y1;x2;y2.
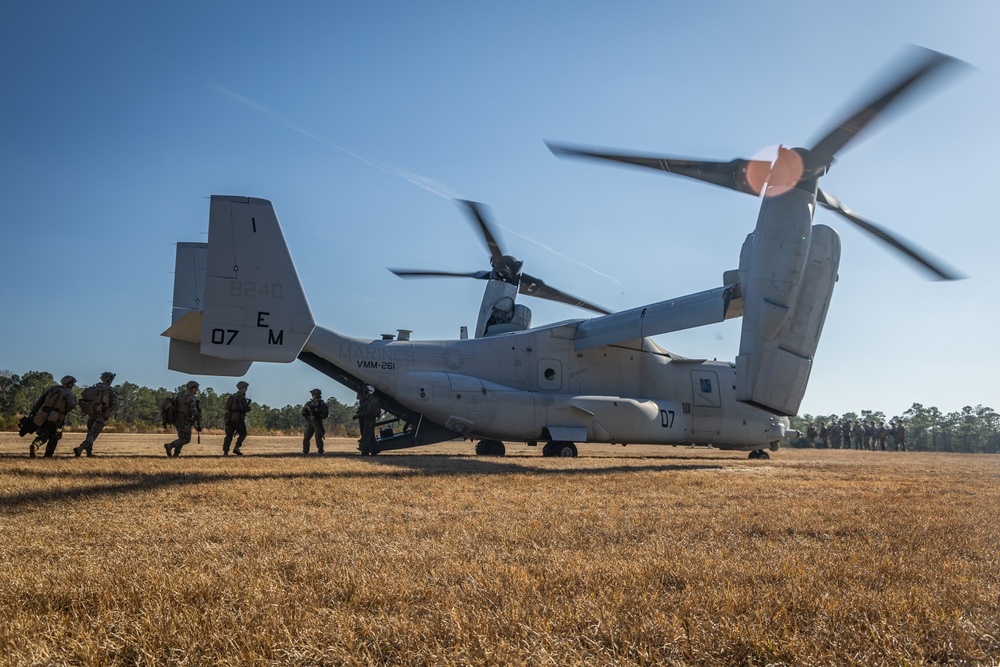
1;433;998;666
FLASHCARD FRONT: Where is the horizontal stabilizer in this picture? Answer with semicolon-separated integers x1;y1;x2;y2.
168;339;252;376
161;310;202;344
575;285;741;351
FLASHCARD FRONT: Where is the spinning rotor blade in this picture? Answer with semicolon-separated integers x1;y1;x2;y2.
547;142;769;196
520;272;611;315
459;200;505;266
816;189;961;281
808;46;964;170
389;269;491;280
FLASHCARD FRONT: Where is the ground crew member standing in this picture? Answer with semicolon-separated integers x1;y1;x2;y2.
222;381;251;456
302;388;328;455
355;384;381;456
74;371;117;457
165;380;201;457
28;375;78;458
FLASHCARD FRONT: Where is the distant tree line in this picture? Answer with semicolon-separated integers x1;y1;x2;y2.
0;370;361;437
789;404;1000;454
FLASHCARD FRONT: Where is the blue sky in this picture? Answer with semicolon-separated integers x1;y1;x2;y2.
2;1;997;418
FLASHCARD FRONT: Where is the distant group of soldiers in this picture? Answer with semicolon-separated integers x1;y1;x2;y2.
804;419;907;451
18;373;381;458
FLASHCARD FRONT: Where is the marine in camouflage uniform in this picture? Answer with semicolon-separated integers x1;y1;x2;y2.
894;421;907;451
28;375;78;458
805;423;818;448
355;384;381;456
302;388;329;455
222;381;251;456
828;421;842;449
852;421;865;450
165;380;202;457
876;422;889;451
74;371;117;457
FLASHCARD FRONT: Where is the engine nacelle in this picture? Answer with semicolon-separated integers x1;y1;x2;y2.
736;216;840;416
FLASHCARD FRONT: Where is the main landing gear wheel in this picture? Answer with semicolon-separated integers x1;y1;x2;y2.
475;439;506;456
748;449;770;460
542;441;578;458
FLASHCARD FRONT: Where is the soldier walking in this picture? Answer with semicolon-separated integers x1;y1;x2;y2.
27;375;78;458
222;381;252;456
355;384;381;456
302;388;329;455
165;380;201;457
74;371;117;457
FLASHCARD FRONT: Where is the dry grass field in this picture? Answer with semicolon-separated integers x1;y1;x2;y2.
1;432;997;666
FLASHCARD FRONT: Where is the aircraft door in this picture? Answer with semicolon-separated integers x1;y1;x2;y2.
690;370;722;437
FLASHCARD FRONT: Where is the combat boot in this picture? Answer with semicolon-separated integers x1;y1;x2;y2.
233;448;243;456
85;447;93;457
29;443;37;459
73;446;82;457
164;443;172;457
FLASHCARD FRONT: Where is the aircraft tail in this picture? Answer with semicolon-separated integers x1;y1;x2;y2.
162;196;315;374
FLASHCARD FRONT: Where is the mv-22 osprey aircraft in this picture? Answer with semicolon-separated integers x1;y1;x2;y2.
163;47;963;458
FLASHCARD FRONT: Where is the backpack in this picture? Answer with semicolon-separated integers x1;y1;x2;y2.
79;385;104;416
159;396;177;428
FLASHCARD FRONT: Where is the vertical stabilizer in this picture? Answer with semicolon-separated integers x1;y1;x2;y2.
199;196;315;363
164;242;253;375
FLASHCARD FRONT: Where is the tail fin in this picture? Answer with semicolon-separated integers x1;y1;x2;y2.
163;241;253;375
163;196;315;374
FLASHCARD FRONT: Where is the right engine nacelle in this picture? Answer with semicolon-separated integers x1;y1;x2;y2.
736;217;840;416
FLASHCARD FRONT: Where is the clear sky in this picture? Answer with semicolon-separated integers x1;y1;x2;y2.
2;1;997;418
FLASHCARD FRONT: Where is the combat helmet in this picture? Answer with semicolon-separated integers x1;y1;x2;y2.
61;375;77;387
101;371;116;383
236;381;249;389
186;380;200;390
310;388;322;397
